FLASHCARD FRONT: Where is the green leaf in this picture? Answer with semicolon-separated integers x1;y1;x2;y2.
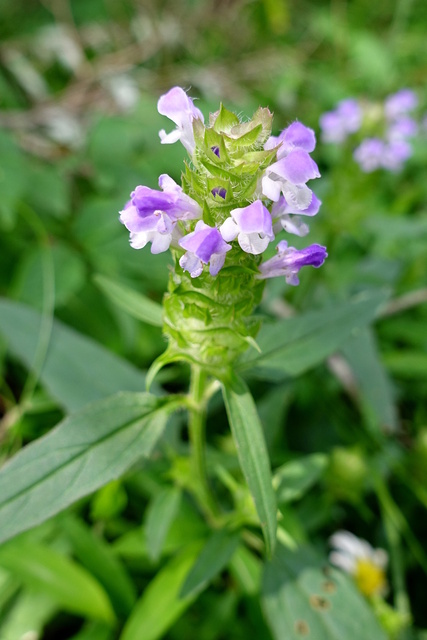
383;350;427;380
0;392;177;544
262;544;387;640
180;529;240;598
341;327;399;433
0;130;27;229
212;104;240;133
0;589;57;640
229;545;262;596
274;454;328;504
93;274;163;327
239;291;389;379
222;373;277;557
0;541;115;623
0;298;147;411
145;487;182;562
120;542;204;640
62;514;137;618
71;622;115;640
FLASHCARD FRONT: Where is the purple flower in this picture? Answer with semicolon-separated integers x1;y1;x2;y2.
353;138;385;172
319;99;362;143
271;193;321;237
384;89;418;120
158;86;204;155
119;174;202;253
258;240;328;284
265;122;316;159
220;200;274;255
262;149;320;207
179;220;232;277
381;139;412;172
387;116;418;141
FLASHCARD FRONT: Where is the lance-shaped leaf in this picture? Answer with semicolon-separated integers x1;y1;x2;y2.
93;274;163;327
0;392;179;544
0;541;115;623
120;542;204;640
0;299;147;412
262;544;387;640
180;528;240;598
238;290;389;380
222;374;277;557
145;487;182;563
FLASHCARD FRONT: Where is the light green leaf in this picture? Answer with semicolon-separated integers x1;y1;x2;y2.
120;542;204;640
94;274;163;327
341;327;398;432
239;291;389;380
222;374;277;557
180;529;240;598
274;454;328;504
62;514;137;618
0;588;57;640
0;541;115;623
262;544;387;640
0;298;147;411
0;392;178;544
145;487;182;562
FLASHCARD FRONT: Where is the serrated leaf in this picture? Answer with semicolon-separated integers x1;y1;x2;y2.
239;291;389;380
0;541;115;623
262;544;387;640
145;487;182;562
180;529;240;598
93;274;163;327
222;373;277;557
274;454;328;503
120;542;204;640
0;392;178;544
0;298;147;411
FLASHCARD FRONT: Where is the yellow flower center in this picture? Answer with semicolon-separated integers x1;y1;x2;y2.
354;558;387;597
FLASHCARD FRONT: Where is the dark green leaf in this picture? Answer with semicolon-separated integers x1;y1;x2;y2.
222;374;277;557
93;274;163;327
262;544;387;640
0;298;147;411
180;529;240;598
145;487;182;562
0;541;115;623
0;392;177;544
274;454;328;504
239;291;389;380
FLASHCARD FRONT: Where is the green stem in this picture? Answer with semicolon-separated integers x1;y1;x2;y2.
188;365;219;523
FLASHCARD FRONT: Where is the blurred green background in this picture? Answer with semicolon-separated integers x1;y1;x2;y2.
0;0;427;638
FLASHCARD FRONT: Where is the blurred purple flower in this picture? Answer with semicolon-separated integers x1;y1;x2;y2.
220;200;274;255
319;99;362;143
387;116;418;141
353;138;385;172
158;86;204;155
258;240;327;284
179;221;232;277
384;89;418;120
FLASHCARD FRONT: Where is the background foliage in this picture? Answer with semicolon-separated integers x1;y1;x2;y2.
0;0;426;638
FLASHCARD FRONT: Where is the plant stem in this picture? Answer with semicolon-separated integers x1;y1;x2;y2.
188;365;219;523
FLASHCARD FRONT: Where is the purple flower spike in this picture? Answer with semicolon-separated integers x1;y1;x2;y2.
262;149;320;207
385;89;418;120
258;240;327;284
265;122;316;159
272;192;321;218
158;86;204;155
120;174;201;253
179;220;232;277
220;200;274;255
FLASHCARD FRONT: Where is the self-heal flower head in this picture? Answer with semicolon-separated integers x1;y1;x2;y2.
179;220;232;278
329;530;388;597
258;240;327;285
220;200;274;255
120;174;202;253
158;86;204;155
